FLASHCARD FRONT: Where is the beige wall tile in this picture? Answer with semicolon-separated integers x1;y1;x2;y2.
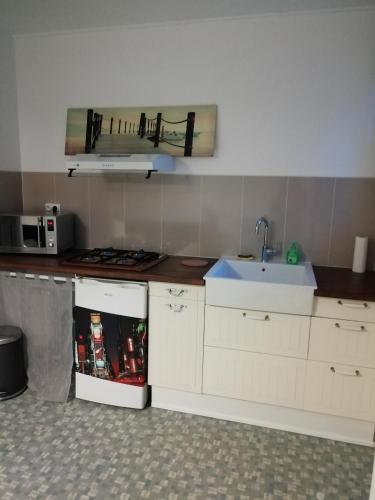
241;177;287;259
89;175;125;249
19;173;375;267
329;178;375;270
285;177;334;265
125;174;162;251
22;172;55;212
54;173;90;249
0;172;23;212
162;175;200;256
200;176;243;258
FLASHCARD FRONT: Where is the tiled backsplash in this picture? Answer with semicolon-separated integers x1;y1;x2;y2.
21;172;375;269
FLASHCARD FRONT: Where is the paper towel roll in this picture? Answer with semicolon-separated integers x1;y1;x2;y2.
352;236;368;273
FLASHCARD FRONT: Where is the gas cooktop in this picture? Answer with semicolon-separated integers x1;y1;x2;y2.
63;248;168;272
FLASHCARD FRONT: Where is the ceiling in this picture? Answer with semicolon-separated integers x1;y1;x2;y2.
1;0;374;35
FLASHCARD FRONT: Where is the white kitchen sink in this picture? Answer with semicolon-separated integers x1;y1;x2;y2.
204;257;317;315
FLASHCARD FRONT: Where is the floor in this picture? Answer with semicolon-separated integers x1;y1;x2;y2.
0;391;373;500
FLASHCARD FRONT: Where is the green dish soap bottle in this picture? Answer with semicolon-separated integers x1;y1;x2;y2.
287;242;300;265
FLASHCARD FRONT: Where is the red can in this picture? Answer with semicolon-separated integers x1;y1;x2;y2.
127;337;134;352
130;357;137;374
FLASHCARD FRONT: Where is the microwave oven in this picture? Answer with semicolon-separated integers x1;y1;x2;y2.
0;213;75;255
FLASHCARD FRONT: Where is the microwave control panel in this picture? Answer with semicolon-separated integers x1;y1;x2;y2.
46;218;56;247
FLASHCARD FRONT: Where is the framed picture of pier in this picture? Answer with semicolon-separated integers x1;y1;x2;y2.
65;104;217;157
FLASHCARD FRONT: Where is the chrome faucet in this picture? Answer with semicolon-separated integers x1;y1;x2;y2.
255;217;275;262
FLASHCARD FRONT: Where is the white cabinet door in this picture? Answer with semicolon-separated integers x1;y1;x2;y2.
203;346;306;410
148;296;204;393
304;360;375;421
309;317;375;369
205;305;310;359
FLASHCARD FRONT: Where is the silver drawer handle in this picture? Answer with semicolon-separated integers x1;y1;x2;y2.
330;366;360;377
242;313;269;321
337;300;368;309
167;288;187;297
166;304;186;313
334;322;365;332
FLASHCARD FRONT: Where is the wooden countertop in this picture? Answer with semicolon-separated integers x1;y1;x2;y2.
0;253;374;300
0;251;216;286
313;265;375;302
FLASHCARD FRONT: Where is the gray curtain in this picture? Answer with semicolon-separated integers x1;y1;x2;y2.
0;272;73;402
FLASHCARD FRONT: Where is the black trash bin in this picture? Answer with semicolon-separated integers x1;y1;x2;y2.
0;326;27;400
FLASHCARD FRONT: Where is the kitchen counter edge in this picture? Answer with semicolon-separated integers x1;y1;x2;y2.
0;255;374;300
0;252;216;286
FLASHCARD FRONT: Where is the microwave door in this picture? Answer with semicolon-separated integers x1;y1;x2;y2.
21;216;45;249
38;217;46;248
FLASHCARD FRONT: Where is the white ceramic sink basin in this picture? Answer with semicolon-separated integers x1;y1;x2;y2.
204;257;317;315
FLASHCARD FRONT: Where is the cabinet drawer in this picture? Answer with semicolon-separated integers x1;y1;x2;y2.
313;296;375;323
304;360;375;421
149;281;204;301
203;346;306;410
204;305;310;359
309;317;375;368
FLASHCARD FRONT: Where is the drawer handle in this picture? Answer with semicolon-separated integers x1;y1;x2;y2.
330;366;360;377
334;322;365;332
242;313;269;321
166;304;186;313
337;300;368;309
167;288;187;297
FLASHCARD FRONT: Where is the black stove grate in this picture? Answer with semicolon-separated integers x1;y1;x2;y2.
63;247;168;271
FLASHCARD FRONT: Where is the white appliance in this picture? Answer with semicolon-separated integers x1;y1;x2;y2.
74;277;148;409
66;154;175;176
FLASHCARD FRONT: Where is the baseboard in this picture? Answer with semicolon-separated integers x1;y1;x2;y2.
151;386;375;447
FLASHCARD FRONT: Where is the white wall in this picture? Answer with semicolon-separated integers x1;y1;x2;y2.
15;9;375;176
0;34;21;171
4;0;375;34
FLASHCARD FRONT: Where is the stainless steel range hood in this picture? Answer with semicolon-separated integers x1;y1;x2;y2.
66;154;175;177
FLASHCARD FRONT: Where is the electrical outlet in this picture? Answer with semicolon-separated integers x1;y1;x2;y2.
45;203;61;214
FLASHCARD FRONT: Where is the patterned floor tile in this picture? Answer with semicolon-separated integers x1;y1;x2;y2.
0;391;373;499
